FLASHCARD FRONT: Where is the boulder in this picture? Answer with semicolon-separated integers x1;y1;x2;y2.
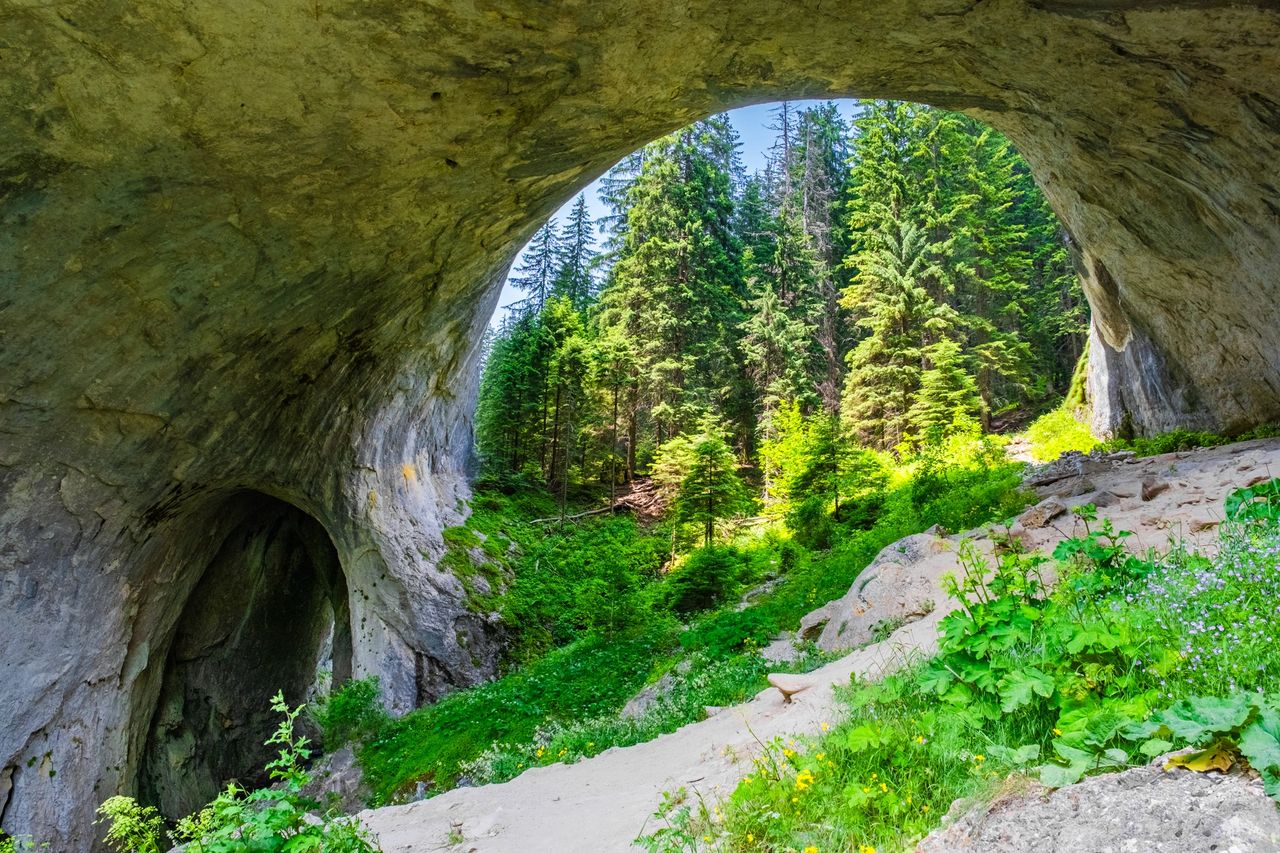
1142;476;1172;502
918;759;1280;852
300;747;370;816
798;533;961;654
1017;498;1069;530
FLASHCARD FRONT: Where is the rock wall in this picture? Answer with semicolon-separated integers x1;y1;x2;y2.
2;0;1278;847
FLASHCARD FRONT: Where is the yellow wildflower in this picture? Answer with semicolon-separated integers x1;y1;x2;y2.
795;769;816;791
783;747;795;758
815;752;826;761
1053;727;1062;736
879;782;887;793
804;847;819;853
820;721;830;732
974;754;985;763
747;834;754;843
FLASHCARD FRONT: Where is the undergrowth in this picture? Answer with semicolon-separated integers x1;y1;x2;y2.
97;692;376;853
336;437;1032;806
655;483;1280;851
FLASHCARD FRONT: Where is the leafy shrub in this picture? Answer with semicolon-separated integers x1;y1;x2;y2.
1024;405;1097;462
313;677;389;751
664;546;747;614
499;515;666;662
96;797;164;853
98;692;376;853
786;494;836;549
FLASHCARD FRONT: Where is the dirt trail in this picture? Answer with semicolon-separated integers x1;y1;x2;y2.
361;439;1280;852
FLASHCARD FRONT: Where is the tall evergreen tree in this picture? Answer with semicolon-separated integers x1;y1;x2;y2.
596;116;747;453
553;195;597;310
909;338;982;438
674;425;752;547
510;220;559;317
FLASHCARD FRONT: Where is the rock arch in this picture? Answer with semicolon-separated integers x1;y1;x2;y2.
1;1;1278;847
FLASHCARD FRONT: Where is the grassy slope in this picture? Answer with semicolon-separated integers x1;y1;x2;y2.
340;448;1032;804
678;492;1280;851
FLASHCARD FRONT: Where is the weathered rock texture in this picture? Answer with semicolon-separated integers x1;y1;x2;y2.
2;1;1280;848
917;760;1280;852
797;532;966;653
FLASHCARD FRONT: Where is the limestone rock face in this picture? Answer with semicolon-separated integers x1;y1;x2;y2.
917;759;1280;852
2;1;1280;848
798;533;964;653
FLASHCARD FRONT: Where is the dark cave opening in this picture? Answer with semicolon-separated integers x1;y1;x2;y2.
138;492;352;819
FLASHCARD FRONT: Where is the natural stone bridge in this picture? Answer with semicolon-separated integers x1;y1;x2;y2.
1;1;1277;847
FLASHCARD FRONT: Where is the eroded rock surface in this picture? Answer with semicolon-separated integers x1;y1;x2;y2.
917;760;1280;852
798;532;964;654
3;3;1280;847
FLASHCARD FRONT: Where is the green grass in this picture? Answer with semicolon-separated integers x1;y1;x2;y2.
1024;405;1097;462
359;624;679;803
341;443;1034;807
665;490;1280;852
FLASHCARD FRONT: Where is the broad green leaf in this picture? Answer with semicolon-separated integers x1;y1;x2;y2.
844;723;885;753
1139;738;1173;757
1239;707;1280;774
1157;695;1255;743
1038;761;1086;788
997;667;1055;713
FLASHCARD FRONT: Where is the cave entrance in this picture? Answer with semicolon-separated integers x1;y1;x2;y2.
139;491;352;819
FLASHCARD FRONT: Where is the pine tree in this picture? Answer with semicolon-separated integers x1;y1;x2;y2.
909;337;982;439
841;219;952;449
510;220;560;317
674;423;752;547
553;195;597;310
596;116;747;453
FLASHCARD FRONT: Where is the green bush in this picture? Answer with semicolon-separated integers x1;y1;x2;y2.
98;692;377;853
313;677;389;751
786;495;839;549
1024;404;1097;462
664;546;747;614
500;516;665;660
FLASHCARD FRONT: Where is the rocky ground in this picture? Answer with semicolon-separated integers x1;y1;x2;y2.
359;439;1280;852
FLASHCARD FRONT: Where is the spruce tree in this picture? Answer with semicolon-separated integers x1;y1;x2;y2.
553;195;597;310
674;425;752;547
509;220;560;317
841;219;952;449
909;337;982;439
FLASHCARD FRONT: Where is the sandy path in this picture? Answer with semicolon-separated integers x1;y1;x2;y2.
360;439;1280;852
